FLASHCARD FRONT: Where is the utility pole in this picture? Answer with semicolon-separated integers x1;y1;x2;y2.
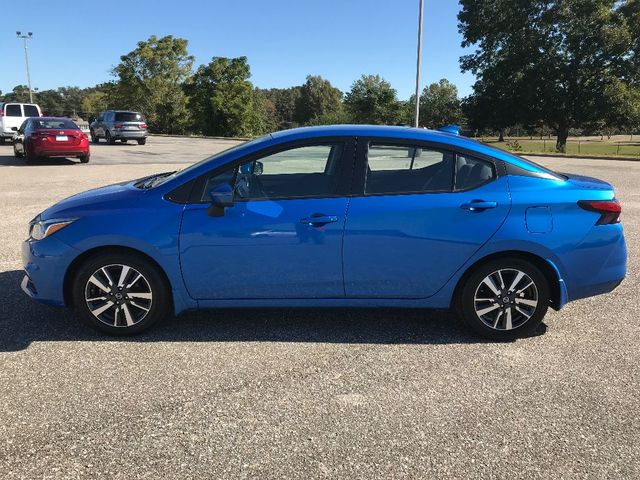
413;0;424;128
16;31;34;103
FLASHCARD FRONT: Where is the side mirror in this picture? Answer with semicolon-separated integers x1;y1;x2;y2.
208;183;234;217
11;127;17;131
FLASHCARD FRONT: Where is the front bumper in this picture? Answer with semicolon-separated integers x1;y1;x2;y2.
21;236;80;306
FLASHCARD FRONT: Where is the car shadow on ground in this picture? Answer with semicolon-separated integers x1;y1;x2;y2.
0;154;78;166
0;270;546;352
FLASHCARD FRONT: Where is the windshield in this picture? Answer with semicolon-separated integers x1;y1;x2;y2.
153;135;269;187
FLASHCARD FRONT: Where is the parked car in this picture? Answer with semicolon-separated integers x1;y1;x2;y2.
90;110;148;145
13;117;90;163
0;102;42;144
20;125;626;339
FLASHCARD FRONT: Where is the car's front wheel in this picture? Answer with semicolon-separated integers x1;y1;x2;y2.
13;143;23;158
72;252;171;335
457;258;549;340
90;129;99;143
105;130;115;145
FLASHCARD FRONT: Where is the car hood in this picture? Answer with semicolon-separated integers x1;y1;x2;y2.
41;179;142;219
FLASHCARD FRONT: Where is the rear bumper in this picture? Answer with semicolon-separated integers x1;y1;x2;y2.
112;130;147;139
563;224;627;302
32;145;89;157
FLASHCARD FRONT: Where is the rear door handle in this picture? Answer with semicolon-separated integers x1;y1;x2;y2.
460;200;498;211
300;213;339;226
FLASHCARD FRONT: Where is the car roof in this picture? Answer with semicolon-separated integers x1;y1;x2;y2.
268;125;545;172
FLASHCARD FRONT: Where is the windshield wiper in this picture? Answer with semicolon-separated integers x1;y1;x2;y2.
135;171;176;189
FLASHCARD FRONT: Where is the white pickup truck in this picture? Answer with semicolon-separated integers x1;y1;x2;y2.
0;102;42;144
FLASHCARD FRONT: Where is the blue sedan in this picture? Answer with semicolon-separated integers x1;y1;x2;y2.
21;125;627;340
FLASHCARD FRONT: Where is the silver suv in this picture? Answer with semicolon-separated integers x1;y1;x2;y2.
90;110;148;145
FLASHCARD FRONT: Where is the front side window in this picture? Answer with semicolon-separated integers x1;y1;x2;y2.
5;104;22;116
455;155;495;190
365;143;455;194
199;144;344;202
23;105;39;117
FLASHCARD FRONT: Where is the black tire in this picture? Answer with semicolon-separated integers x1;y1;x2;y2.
457;257;549;341
71;251;172;336
121;139;127;144
79;155;90;163
137;138;147;145
0;137;5;145
13;143;23;158
105;130;115;145
90;129;99;144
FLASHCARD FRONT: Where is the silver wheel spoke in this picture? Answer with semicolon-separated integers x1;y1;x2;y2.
101;267;114;287
505;308;513;330
86;296;107;302
91;300;115;317
496;270;505;289
516;281;534;294
492;310;503;329
476;304;500;316
129;300;150;312
515;298;537;308
508;271;525;292
117;266;131;288
482;277;501;296
128;292;152;300
126;273;143;289
114;306;120;325
88;275;109;293
515;306;532;319
121;303;135;326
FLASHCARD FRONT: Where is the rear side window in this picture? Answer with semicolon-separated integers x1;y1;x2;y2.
455;155;495;190
115;112;144;122
5;104;22;116
23;105;39;117
365;143;454;194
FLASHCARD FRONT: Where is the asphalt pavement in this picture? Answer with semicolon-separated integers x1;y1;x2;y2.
0;137;638;479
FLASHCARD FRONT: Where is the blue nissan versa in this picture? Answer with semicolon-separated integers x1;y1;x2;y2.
21;125;627;340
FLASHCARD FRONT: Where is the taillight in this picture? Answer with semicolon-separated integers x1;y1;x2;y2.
578;200;621;225
0;110;4;117
140;123;147;129
114;123;124;129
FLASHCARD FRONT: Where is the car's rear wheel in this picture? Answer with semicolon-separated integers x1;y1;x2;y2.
13;143;23;158
137;138;147;145
121;139;127;144
79;154;90;163
105;130;115;145
457;258;549;340
72;252;171;335
90;129;99;143
0;137;5;145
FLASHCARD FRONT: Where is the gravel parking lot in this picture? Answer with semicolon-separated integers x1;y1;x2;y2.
0;136;638;479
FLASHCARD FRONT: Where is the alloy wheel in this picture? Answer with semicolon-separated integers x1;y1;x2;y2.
473;268;538;331
84;264;153;327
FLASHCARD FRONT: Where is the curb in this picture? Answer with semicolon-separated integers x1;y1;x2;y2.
150;133;250;141
522;152;640;162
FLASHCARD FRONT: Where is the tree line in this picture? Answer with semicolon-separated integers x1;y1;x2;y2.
1;0;638;152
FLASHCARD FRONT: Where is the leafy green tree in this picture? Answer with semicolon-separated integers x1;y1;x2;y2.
186;56;263;137
294;75;343;124
2;85;31;103
110;35;194;134
260;87;302;128
459;0;633;151
411;79;464;128
344;74;401;124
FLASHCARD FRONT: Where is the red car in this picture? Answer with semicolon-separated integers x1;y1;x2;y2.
13;117;90;163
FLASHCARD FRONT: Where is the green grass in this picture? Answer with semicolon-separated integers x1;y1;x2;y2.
483;139;640;158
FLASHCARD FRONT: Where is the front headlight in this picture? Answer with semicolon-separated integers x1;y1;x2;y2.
29;216;77;241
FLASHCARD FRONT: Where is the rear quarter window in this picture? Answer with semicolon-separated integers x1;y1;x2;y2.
5;104;22;116
23;105;40;117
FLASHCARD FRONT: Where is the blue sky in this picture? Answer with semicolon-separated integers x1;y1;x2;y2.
1;0;476;100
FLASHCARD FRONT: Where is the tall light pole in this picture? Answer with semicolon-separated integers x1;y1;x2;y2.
413;0;424;128
16;31;34;103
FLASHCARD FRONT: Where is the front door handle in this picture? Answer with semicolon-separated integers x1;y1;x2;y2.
460;200;498;212
300;213;339;226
